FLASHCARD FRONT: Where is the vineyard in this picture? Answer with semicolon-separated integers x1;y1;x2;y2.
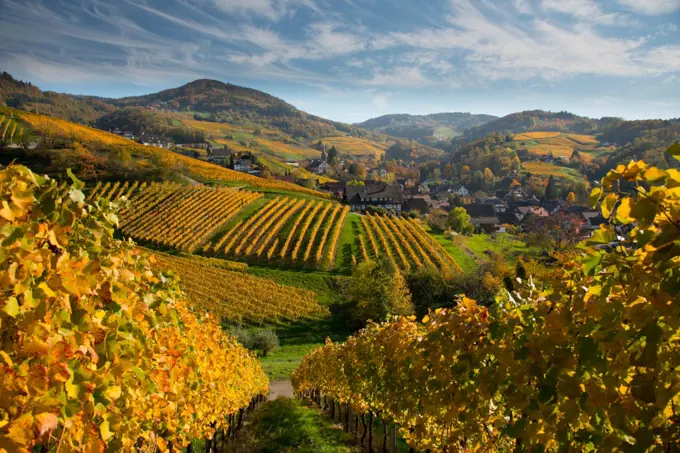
5;107;329;198
293;155;680;452
0;165;269;452
88;181;262;253
148;250;327;323
0;113;24;148
358;213;462;273
318;136;388;158
207;197;350;270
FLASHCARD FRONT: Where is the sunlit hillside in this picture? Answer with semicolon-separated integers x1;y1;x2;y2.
5;107;329;198
511;131;612;161
317;136;389;158
521;161;586;181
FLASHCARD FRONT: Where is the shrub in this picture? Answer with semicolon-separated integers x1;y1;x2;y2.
230;326;254;349
253;328;280;357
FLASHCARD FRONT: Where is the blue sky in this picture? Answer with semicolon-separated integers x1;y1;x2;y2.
0;0;678;122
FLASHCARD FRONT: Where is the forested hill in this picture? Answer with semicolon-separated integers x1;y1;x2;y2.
356;112;498;143
0;71;115;123
0;73;385;143
457;110;602;142
598;118;680;174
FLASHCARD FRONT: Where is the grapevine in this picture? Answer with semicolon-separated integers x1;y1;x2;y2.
255;199;305;258
0;165;268;452
315;204;342;264
151;251;327;323
294;153;680;452
279;201;318;259
303;202;334;263
290;202;323;262
324;205;349;270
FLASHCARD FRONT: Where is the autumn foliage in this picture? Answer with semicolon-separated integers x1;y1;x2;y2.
0;166;268;452
13;108;329;198
293;148;680;451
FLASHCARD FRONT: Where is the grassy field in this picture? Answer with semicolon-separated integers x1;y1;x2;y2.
255;136;320;160
522;161;585;181
256;154;336;183
433;126;458;139
319;136;387;158
452;234;539;266
423;226;477;272
225;398;361;453
335;212;363;273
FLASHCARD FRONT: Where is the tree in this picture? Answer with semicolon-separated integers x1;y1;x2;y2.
406;265;459;316
544;175;559;199
566;191;576;205
349;162;366;179
327;146;339;165
472;170;484;191
426;208;449;232
523;211;583;251
447;207;474;234
253;329;280;357
482;167;495;191
347;258;413;327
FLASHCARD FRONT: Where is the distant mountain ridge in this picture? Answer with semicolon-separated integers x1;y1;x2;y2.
0;73;385;143
355;112;498;144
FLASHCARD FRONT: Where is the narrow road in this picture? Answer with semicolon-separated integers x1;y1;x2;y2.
268;380;294;401
181;174;201;186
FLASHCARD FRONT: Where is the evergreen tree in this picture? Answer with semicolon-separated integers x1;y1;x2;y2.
327;146;338;165
545;175;559;199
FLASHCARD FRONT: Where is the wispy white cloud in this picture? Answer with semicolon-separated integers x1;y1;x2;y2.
617;0;680;15
376;0;677;81
210;0;317;21
541;0;635;26
513;0;534;15
363;67;432;87
0;0;679;119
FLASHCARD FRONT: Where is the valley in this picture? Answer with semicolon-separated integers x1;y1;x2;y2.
1;69;679;453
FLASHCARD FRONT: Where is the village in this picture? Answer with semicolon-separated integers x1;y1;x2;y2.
102;127;605;242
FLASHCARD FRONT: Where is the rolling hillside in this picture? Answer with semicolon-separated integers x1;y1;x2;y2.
1;72;394;169
0;107;330;198
356;112;497;143
458;110;598;142
511;131;608;160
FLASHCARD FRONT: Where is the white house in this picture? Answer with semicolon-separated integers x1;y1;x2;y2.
313;161;331;175
234;158;254;173
454;185;469;197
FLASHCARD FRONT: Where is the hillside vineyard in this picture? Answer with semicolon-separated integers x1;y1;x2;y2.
360;213;462;273
89;181;262;253
148;251;327;323
12;108;330;197
207;197;350;270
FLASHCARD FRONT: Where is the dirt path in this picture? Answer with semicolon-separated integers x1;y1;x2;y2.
268;380;294;401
